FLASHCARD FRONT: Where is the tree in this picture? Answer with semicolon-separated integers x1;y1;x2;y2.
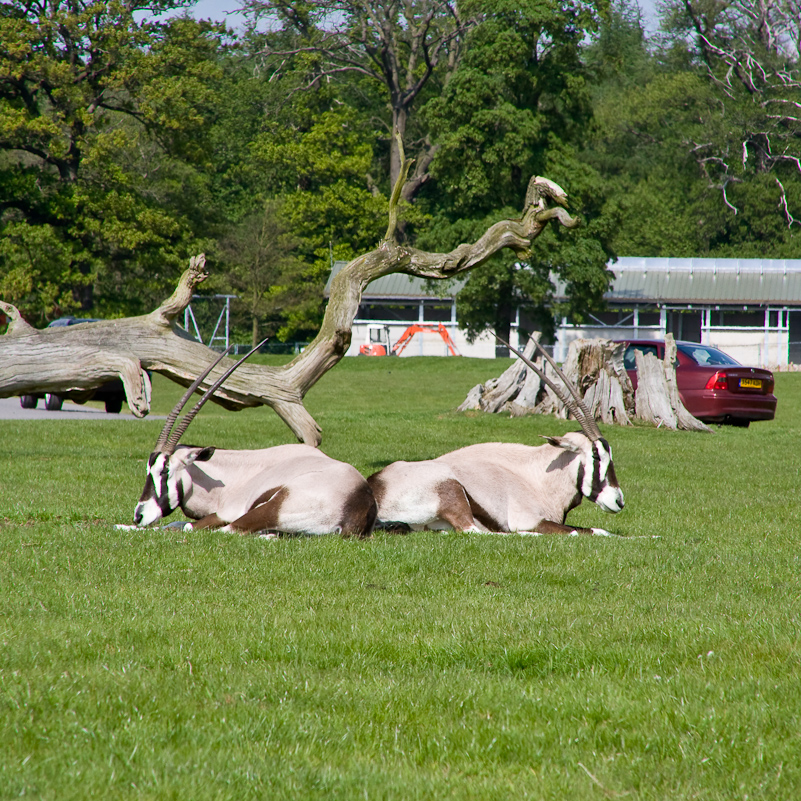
217;200;310;345
662;0;801;219
594;0;801;249
416;0;615;350
238;0;481;200
0;161;580;445
582;0;801;257
0;1;225;323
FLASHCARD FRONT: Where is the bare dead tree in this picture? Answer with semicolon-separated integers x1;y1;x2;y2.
677;0;801;221
242;0;479;199
0;141;578;446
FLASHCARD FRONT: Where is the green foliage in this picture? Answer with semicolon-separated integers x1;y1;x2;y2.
417;0;615;341
2;359;801;799
0;2;225;320
586;0;801;257
240;105;388;338
216;200;318;343
4;0;801;340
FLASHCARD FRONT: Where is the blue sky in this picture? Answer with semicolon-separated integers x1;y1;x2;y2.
181;0;662;34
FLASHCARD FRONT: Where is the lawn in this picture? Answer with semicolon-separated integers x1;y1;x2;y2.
1;356;800;800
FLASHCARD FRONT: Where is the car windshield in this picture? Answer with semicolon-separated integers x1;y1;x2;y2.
677;343;740;367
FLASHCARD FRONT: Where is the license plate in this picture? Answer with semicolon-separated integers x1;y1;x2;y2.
740;378;762;389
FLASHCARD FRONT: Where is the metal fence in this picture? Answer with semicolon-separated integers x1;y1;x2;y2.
222;341;310;356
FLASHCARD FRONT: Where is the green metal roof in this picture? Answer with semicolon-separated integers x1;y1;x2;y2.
586;258;801;307
326;257;801;306
325;260;465;300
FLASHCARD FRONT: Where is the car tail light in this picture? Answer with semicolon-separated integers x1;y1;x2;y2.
765;377;775;394
705;371;728;390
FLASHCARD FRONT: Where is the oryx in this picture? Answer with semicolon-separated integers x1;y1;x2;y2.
134;343;377;538
367;337;624;536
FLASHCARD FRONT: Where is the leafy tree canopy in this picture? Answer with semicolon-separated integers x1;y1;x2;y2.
0;1;226;323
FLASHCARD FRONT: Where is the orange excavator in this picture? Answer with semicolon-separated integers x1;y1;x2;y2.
359;323;461;356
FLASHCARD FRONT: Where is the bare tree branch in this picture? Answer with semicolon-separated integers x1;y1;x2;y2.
0;151;578;445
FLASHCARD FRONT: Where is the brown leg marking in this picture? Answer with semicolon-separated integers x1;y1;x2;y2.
339;483;378;539
189;513;227;531
535;520;596;535
226;487;290;535
436;479;482;531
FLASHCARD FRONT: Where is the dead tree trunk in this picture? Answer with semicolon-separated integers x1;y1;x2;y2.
634;336;712;432
0;142;578;446
461;333;712;432
460;336;634;424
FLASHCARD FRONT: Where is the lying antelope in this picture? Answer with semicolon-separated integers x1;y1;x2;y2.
367;337;624;536
134;343;377;538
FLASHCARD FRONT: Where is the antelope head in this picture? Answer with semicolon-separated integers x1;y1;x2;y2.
498;335;625;515
134;341;266;526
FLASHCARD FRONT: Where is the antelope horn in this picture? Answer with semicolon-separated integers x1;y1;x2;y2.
495;335;602;441
155;345;235;453
165;338;270;451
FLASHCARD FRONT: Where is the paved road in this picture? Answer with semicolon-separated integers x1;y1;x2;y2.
0;396;165;421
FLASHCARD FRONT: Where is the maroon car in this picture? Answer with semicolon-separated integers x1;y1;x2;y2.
620;340;777;427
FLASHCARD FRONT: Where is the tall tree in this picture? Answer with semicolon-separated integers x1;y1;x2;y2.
238;0;480;200
217;200;311;345
587;0;801;257
0;1;225;323
416;0;615;349
643;0;801;231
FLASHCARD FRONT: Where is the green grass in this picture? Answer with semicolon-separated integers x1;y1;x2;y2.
2;357;800;800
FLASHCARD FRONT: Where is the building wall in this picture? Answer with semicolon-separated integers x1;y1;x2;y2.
556;308;795;367
347;322;497;358
703;330;789;367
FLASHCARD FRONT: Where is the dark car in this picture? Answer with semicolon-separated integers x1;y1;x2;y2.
19;317;127;414
619;339;777;427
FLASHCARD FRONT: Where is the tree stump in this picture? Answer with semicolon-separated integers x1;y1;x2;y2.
634;335;712;432
460;333;712;432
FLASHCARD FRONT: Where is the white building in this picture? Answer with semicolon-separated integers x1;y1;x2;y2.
553;258;801;367
325;258;801;366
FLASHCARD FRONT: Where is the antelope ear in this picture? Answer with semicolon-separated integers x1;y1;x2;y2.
541;435;582;454
192;446;216;462
180;446;216;466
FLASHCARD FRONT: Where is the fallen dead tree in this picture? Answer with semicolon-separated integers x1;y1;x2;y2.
0;141;579;446
460;333;712;432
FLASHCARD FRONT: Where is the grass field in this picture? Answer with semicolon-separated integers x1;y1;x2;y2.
2;356;800;800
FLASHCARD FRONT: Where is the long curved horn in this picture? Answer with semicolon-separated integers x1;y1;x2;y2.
165;338;270;451
495;335;602;441
154;345;235;453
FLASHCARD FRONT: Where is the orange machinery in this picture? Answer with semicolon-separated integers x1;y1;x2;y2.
359;323;461;356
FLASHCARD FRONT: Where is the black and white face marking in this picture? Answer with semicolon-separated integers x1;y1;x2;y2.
133;446;216;526
583;437;624;513
134;452;183;526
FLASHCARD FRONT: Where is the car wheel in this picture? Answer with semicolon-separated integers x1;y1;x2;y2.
20;395;38;409
104;397;124;414
44;393;64;411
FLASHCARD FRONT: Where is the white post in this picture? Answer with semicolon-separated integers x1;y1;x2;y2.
225;296;230;350
419;301;424;356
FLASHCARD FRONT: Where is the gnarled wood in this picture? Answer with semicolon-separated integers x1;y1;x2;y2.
634;336;712;432
0;157;578;445
462;333;712;433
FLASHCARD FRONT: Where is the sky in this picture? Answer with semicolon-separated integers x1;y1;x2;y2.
179;0;663;34
187;0;247;27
